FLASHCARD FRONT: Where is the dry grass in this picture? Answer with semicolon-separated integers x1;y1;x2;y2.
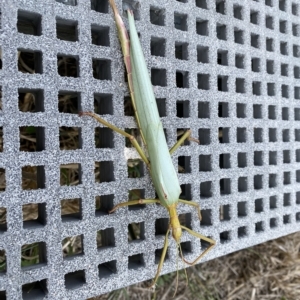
91;232;300;300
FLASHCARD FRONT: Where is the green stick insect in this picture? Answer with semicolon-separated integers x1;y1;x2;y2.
81;0;216;292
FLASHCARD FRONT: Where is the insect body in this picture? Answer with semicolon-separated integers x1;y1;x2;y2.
81;0;216;291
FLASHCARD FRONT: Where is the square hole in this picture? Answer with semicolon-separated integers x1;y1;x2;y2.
269;173;277;188
95;127;114;149
255;198;263;213
255;221;264;232
283;171;291;185
58;91;80;114
62;235;83;258
155;98;166;117
65;270;86;290
199;209;212;226
151;68;167;86
98;260;117;279
270;195;277;209
236;78;245;94
268;105;276;119
233;5;243;20
253;104;262;119
18;89;44;112
235;54;245;69
280;42;288;55
282;84;289;98
254;151;263;166
295;108;300;121
218;76;228;92
22;166;45;190
252;82;261;95
296;129;300;141
199;128;210;145
266;16;274;29
266;0;273;6
199;155;211;171
218;102;229;117
95;194;114;216
237;127;246;143
254;128;263;143
178;156;191;173
219;204;230;221
19;126;45;152
17;10;42;36
292;3;299;15
91;24;110;46
196;19;208;36
254;174;263;190
292;24;300;37
269;128;277;142
57;55;79;77
283;215;291;224
22;279;47;300
180;184;191;200
220;178;231;195
91;0;108;13
150;7;165;26
281;64;288;77
270;217;277;228
22;203;46;228
250;11;259;25
252;58;260;72
176;71;189;88
94;93;112;115
61;198;82;222
21;242;47;269
238;202;247;218
0;206;6;232
234;28;244;44
236;103;246;118
295;87;300;100
59;127;81;150
279;0;286;11
220;231;230;244
128;253;144;270
297;170;300;182
238;177;247;192
217;50;228;65
60;163;81;186
297;191;300;204
151;37;166;57
269;151;277;165
198;102;210;118
238;152;247;168
196;0;208;9
283;193;291;206
297;149;300;162
92;58;111;80
267;83;275;96
294;66;300;79
282;130;290;143
200;181;212;198
197;46;209;63
219;153;230;169
18;50;42;74
198;74;210;90
174;13;187;31
219;127;229;143
175;41;187;60
238;226;247;238
56;18;78;42
266;60;274;74
128;222;145;243
127;160;144;178
216;23;227;40
279;20;287;34
216;0;225;14
176;101;190;118
297;213;300;222
266;38;274;51
251;34;259;48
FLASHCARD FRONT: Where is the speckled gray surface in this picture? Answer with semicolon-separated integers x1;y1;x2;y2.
0;0;300;299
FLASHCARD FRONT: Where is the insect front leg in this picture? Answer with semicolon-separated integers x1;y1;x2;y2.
169;130;199;155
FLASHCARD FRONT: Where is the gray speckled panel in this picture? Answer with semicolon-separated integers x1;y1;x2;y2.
0;0;300;299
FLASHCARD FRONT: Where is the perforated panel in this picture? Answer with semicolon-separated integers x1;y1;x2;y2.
0;0;300;299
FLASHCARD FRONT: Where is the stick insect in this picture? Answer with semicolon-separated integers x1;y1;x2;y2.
80;0;216;291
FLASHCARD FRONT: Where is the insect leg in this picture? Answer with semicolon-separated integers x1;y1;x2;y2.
178;199;202;221
169;130;199;155
109;199;160;214
80;112;150;167
180;225;216;266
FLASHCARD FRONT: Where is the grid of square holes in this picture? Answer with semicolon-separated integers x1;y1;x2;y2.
0;0;300;298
